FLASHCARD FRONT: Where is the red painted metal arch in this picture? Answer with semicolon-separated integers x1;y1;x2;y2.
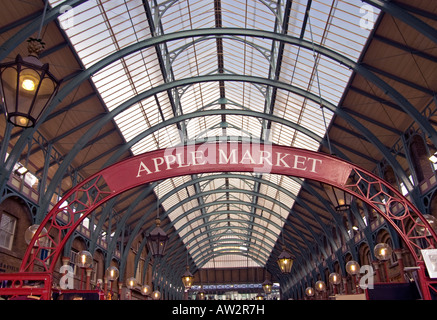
20;142;437;297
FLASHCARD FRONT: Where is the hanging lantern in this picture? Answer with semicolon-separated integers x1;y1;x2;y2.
262;279;273;294
182;266;194;289
255;293;264;300
323;184;352;213
0;38;61;128
146;218;169;258
277;246;293;274
197;287;206;300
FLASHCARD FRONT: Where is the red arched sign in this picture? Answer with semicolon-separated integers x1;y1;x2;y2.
10;143;437;298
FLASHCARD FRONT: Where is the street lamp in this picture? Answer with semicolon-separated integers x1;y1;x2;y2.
77;250;93;289
346;260;361;293
415;214;437;237
126;277;137;300
0;38;61;128
277;246;293;274
374;243;393;282
77;250;93;269
346;260;360;275
305;287;314;298
126;277;137;289
152;290;161;300
315;280;326;292
374;242;392;261
106;266;119;300
315;280;326;299
329;272;341;294
141;284;151;297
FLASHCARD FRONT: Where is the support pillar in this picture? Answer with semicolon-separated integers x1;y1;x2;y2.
86;268;93;290
372;261;382;282
394;249;406;282
118;282;123;300
342;277;349;294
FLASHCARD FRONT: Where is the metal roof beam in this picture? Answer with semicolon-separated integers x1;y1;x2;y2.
373;34;437;64
363;0;437;44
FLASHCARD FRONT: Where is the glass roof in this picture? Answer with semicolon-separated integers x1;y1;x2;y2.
49;0;377;269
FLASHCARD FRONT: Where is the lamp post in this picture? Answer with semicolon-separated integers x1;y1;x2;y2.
374;243;393;282
0;38;61;128
329;272;341;295
106;266;119;300
346;260;361;293
77;250;93;289
141;284;151;299
126;277;137;300
305;287;314;299
315;280;326;299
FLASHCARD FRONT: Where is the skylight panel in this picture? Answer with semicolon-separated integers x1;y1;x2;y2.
48;0;378;269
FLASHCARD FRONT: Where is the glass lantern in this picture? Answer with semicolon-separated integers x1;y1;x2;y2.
106;266;119;281
77;250;93;268
197;287;206;300
255;293;264;300
374;243;393;261
182;266;194;289
277;246;293;274
24;224;48;247
305;287;314;297
262;279;273;294
141;284;151;296
0;39;61;128
146;219;169;258
126;277;137;289
346;260;360;275
152;290;161;300
315;280;326;292
329;272;341;285
415;214;437;236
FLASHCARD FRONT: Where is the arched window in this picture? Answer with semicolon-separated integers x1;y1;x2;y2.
410;135;434;183
383;165;398;196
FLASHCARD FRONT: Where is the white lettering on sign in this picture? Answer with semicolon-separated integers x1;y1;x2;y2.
60;265;74;289
135;144;323;178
